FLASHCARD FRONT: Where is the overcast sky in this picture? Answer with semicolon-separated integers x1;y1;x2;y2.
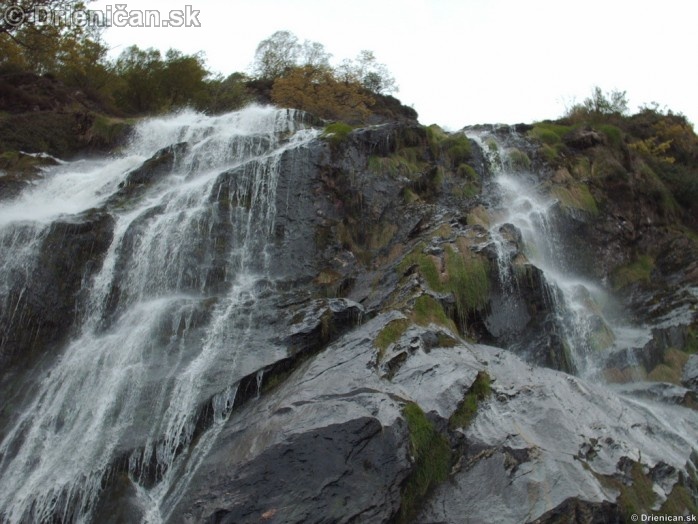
92;0;696;130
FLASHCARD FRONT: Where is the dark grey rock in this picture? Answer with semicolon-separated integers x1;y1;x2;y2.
0;210;114;369
683;354;698;393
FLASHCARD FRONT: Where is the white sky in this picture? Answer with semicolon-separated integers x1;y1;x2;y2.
92;0;697;129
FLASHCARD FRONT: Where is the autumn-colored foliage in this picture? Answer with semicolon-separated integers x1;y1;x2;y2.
271;66;374;123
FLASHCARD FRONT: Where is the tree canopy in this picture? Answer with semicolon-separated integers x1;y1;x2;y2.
1;19;401;121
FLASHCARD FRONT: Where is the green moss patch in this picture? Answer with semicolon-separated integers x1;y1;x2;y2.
596;460;697;520
375;318;410;361
445;246;490;319
321;121;353;147
551;183;599;215
611;255;654;290
507;147;531;170
368;153;423;177
413;295;457;332
529;122;573;145
397;402;452;523
647;348;690;384
448;371;491;430
398;242;490;333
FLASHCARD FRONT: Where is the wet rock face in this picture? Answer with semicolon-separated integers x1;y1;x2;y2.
183;418;406;524
168;314;698;524
2;116;698;523
173;315;414;524
684;355;698;393
0;211;114;369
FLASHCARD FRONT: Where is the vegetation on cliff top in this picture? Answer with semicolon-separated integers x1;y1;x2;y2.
527;88;697;229
1;7;413;159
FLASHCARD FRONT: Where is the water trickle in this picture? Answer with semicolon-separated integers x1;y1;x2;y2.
0;105;317;523
470;129;647;377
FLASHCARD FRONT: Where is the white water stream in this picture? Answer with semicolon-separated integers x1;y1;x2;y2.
0;106;317;523
470;131;652;377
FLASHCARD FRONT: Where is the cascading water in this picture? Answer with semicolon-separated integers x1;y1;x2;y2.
0;106;318;523
470;129;650;377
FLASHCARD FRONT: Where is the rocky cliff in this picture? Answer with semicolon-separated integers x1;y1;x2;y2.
0;101;696;523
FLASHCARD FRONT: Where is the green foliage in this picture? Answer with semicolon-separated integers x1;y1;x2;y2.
0;150;53;175
199;72;250;114
322;122;353;147
646;349;689;384
551;183;599;215
369;154;422;177
398;402;451;523
252;30;302;79
617;462;656;518
403;187;419;204
399;247;441;290
86;114;132;149
595;460;697;521
597;124;623;149
375;318;410;361
528;124;574;162
336;49;398;95
567;87;629;120
448;371;491;430
441;134;472;167
426;124;448;156
453;164;481;198
112;46;210;114
507;148;531;170
456;163;478;180
398;243;490;331
445;246;490;319
529;123;573;145
638;163;680;216
271;65;374;123
611;255;654;290
253;31;397;95
426;127;472;168
413;295;456;332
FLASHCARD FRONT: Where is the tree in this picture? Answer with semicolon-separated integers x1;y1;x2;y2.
0;0;99;74
159;49;209;108
251;30;300;80
298;40;332;71
197;72;250;114
111;46;211;114
583;86;628;115
352;50;398;95
0;0;91;39
112;46;165;113
271;65;374;123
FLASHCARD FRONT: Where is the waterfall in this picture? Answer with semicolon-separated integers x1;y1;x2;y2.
0;106;318;523
470;129;650;377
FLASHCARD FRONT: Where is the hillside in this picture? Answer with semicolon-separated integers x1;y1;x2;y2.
0;84;697;522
